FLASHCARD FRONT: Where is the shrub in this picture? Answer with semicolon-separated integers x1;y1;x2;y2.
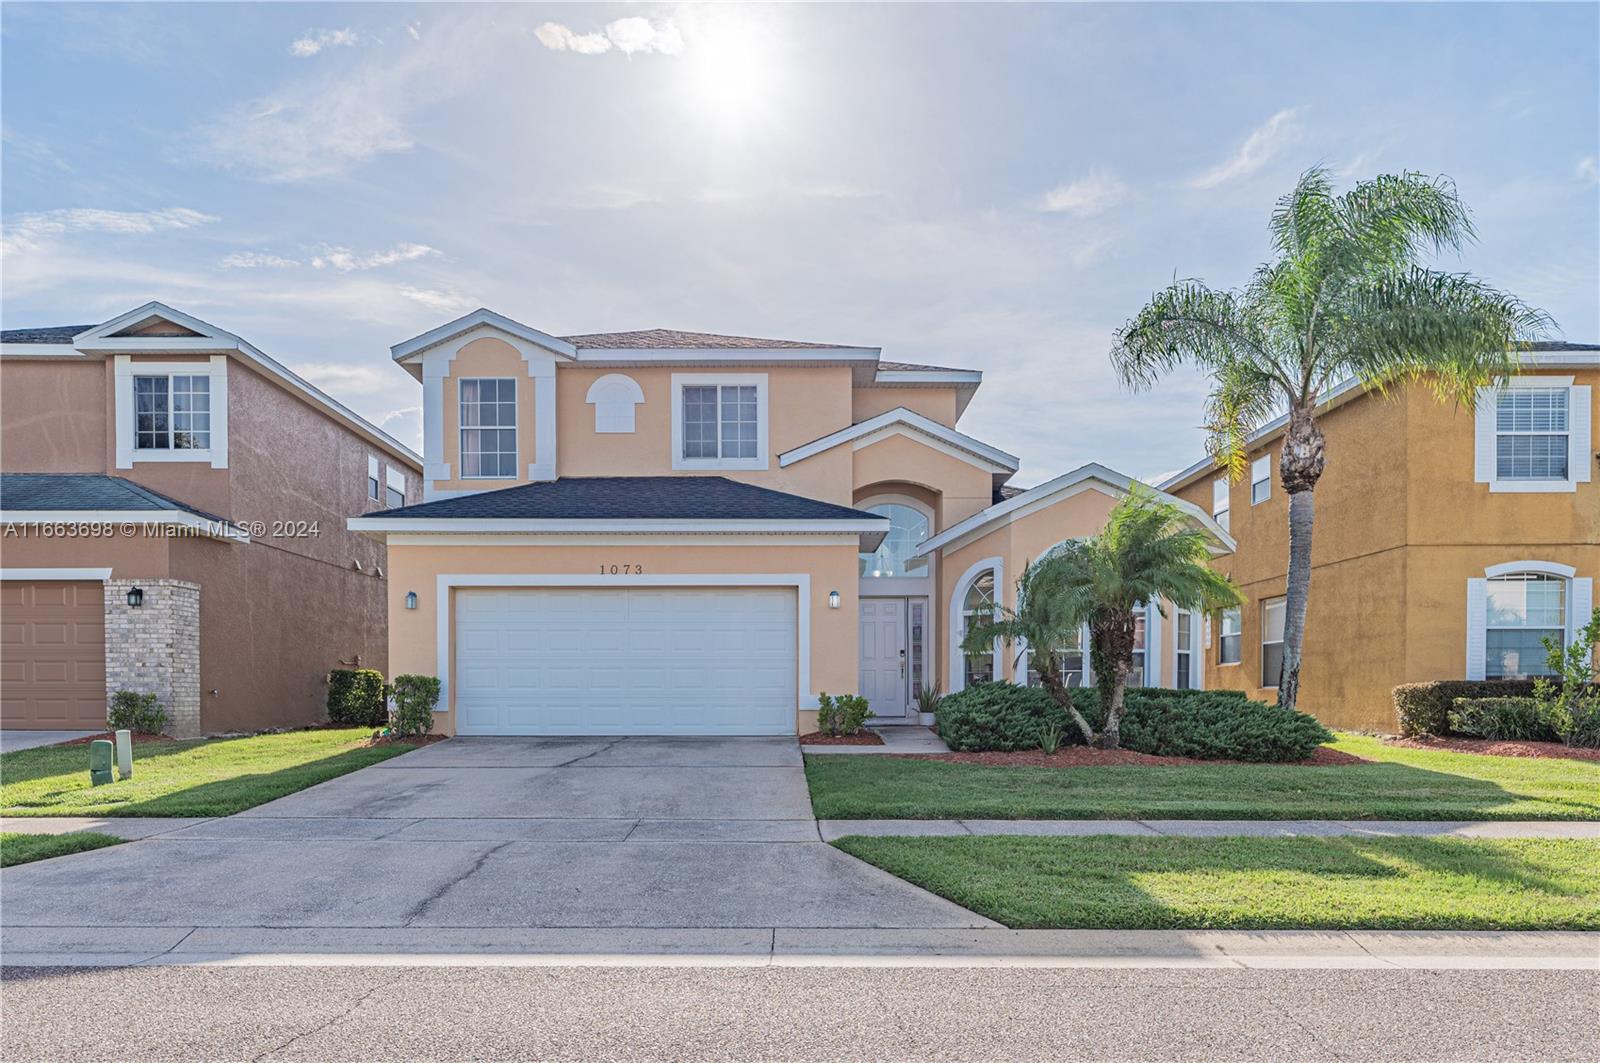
389;674;440;738
1448;697;1553;742
327;668;388;728
107;690;168;734
936;683;1329;762
1394;680;1544;737
1533;609;1600;748
915;683;943;718
817;692;874;736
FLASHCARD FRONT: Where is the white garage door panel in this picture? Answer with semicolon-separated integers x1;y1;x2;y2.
454;587;796;735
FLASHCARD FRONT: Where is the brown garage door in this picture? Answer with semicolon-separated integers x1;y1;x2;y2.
1;581;107;729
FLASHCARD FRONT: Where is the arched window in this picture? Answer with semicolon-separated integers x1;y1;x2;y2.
858;503;930;578
961;571;997;686
1486;572;1567;678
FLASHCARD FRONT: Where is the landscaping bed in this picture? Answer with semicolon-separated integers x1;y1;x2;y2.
830;834;1600;930
1386;736;1600;762
0;728;419;818
805;733;1600;820
0;832;125;868
798;730;884;746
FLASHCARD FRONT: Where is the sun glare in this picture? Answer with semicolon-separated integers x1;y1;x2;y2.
682;13;780;128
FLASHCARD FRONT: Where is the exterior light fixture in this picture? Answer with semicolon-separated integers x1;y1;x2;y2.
828;590;841;610
405;591;418;610
126;586;144;608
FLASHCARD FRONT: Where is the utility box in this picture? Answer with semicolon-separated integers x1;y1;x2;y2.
115;729;133;780
89;740;114;786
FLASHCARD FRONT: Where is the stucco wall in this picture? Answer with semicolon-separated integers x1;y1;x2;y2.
851;432;995;528
0;359;107;472
852;386;959;426
430;337;544;495
383;538;861;735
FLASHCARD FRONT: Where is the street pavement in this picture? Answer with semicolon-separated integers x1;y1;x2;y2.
2;964;1594;1061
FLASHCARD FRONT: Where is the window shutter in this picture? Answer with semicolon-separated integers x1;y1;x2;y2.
1572;578;1594;641
1473;388;1497;484
1464;578;1487;680
1569;386;1591;484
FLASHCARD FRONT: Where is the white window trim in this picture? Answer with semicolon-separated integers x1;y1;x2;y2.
1250;455;1272;505
367;455;381;501
113;355;228;469
1218;605;1243;666
436;573;814;719
1466;562;1591;680
0;567;113;581
948;556;1003;694
585;373;645;434
1141;601;1161;687
671;373;769;471
457;376;519;481
1475;377;1590;494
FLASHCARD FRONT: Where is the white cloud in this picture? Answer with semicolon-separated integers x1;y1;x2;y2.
407;23;421;42
220;251;301;269
1188;108;1305;189
535;18;682;57
397;284;471;314
2;207;218;255
310;242;438;272
1037;171;1128;216
290;28;358;58
1579;156;1599;184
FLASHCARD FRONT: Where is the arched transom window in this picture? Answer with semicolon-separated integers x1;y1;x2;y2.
858;503;930;578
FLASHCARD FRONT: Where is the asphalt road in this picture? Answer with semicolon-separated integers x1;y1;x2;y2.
3;965;1594;1061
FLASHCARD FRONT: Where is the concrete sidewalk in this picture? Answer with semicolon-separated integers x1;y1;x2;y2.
2;925;1594;969
817;819;1600;840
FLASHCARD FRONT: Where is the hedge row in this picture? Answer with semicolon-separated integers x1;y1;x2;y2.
934;683;1332;763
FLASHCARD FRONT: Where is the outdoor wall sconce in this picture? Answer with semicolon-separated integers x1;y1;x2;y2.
405;591;418;610
828;590;841;610
126;586;144;608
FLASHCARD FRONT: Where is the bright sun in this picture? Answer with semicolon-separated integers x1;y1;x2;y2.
682;13;780;128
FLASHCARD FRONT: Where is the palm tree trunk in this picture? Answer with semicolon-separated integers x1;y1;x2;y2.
1277;405;1325;713
1038;663;1096;746
1101;663;1128;750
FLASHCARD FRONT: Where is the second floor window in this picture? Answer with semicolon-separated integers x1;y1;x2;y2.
1496;387;1568;481
859;503;930;577
1250;455;1272;504
1212;476;1230;532
134;374;210;451
682;385;758;460
460;378;517;478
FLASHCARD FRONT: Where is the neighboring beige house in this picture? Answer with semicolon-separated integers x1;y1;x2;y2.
351;309;1233;736
0;302;422;736
1163;344;1599;731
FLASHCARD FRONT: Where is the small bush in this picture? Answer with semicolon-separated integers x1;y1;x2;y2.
1394;680;1545;737
389;674;440;738
817;692;874;736
1448;697;1553;742
327;669;388;728
935;683;1329;762
107;690;168;734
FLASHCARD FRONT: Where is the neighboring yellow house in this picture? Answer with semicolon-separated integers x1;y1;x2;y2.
349;309;1233;736
1162;343;1599;731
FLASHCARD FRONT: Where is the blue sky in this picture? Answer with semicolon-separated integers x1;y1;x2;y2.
3;2;1596;482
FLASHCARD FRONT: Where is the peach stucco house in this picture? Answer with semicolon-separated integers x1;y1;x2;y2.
350;309;1234;736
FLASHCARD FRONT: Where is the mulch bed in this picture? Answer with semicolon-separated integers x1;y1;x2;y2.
1386;736;1600;763
52;731;173;747
889;744;1368;768
799;730;885;746
364;733;452;748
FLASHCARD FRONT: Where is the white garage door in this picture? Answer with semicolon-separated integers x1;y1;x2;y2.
453;587;797;735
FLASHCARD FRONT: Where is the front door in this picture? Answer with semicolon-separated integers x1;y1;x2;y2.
859;598;908;720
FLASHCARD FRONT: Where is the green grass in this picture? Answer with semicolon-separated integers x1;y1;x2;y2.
806;734;1600;820
832;834;1600;929
0;729;417;817
1;831;125;867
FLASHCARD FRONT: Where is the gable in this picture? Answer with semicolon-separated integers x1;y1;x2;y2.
110;315;205;339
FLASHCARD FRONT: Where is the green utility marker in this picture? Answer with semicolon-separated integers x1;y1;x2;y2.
88;740;114;787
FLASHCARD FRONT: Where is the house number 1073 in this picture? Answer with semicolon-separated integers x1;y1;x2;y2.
599;564;643;574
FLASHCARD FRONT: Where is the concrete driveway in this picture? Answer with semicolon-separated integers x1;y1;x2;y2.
0;737;990;939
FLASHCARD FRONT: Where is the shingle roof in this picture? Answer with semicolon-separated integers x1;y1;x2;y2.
373;476;883;522
0;325;95;344
1528;341;1600;352
559;328;872;351
877;360;978;373
0;473;224;522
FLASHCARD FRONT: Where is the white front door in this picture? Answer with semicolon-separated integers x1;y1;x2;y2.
859;598;908;720
453;587;796;735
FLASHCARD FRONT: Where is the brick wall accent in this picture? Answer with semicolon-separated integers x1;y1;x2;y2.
104;579;202;738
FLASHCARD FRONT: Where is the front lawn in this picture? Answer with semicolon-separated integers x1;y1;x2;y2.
832;835;1600;930
1;832;125;867
806;734;1600;820
0;729;417;817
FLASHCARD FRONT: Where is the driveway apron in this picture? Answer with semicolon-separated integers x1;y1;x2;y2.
0;737;990;931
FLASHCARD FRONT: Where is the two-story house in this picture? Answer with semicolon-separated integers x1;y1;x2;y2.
349;309;1234;736
1162;343;1599;731
0;302;422;736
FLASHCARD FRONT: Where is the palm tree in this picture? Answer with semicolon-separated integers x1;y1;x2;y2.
965;487;1241;749
1109;167;1552;712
